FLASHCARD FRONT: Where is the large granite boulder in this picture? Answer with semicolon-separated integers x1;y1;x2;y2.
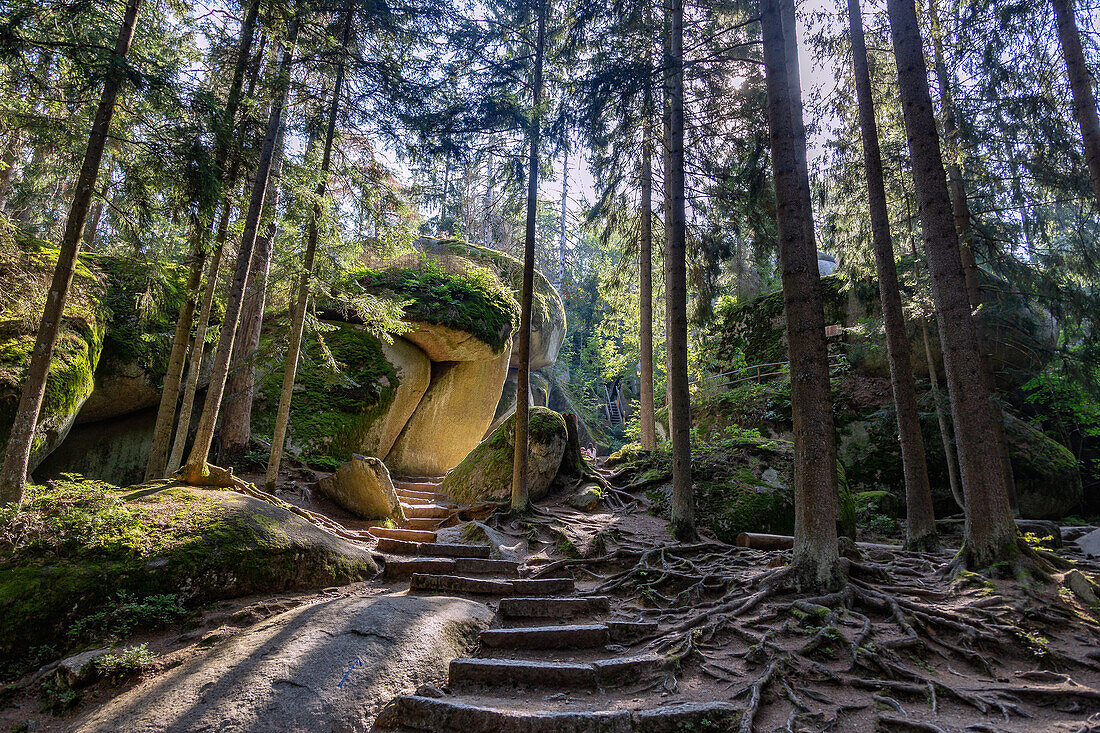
252;324;430;469
386;346;512;475
71;594;493;733
0;242;107;471
442;407;568;504
1;479;377;672
403;320;499;362
317;454;405;521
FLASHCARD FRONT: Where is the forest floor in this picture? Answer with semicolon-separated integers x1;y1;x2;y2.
3;463;1100;732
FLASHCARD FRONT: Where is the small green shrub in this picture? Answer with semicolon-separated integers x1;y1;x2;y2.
95;644;154;683
67;591;186;643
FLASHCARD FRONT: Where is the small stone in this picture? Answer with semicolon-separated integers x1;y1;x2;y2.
56;647;109;689
415;684;445;698
567;485;602;512
1065;569;1100;607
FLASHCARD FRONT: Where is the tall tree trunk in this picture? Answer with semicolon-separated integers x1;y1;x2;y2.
887;0;1018;568
145;0;261;479
166;206;230;474
218;122;287;464
181;16;300;483
511;0;546;512
920;316;964;511
761;0;840;587
1053;0;1100;209
0;131;22;213
639;74;657;450
559;136;568;289
927;0;1018;514
664;0;694;540
83;179;108;249
266;9;353;490
847;0;938;550
0;0;143;504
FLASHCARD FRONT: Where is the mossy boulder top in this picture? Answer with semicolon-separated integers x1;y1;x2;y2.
608;434;856;542
0;478;377;675
422;238;567;370
442;406;569;504
328;253;520;358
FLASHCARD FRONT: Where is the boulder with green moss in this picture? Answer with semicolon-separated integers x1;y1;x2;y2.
0;477;377;678
0;241;107;471
386;346;513;475
252;324;429;470
608;433;856;541
840;402;1082;519
441;407;569;503
422;238;566;369
317;454;405;521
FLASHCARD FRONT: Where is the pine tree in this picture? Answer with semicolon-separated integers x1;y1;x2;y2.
761;0;840;588
1052;0;1100;209
886;0;1019;569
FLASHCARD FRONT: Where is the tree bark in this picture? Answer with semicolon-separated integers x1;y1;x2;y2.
511;0;546;512
761;0;840;587
664;0;694;540
639;78;657;450
83;179;108;249
559;136;568;289
0;0;143;504
886;0;1017;568
1053;0;1100;210
927;0;1018;515
265;8;353;491
920;316;964;511
847;0;938;550
181;16;300;483
0;131;21;213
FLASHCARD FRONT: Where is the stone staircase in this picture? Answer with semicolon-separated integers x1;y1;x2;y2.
371;478;741;733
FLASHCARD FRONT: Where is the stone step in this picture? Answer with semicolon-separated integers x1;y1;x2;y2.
410;573;513;596
607;621;659;642
448;654;665;688
404;517;446;531
394;481;443;492
498;596;611;619
369;526;438;543
508;578;575;596
479;624;610;650
395;488;440;502
375;538;490;558
383;558;456;578
453;558;519;577
374;696;739;733
401;503;451;519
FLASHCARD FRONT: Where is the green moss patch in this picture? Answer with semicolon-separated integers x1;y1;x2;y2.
252;321;400;469
331;254;519;354
0;476;376;679
611;433;855;541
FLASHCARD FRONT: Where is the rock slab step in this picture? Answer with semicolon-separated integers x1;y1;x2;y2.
448;655;665;688
369;526;438;543
402;503;451;519
479;624;610;650
497;596;610;619
375;538;491;558
411;573;514;596
375;696;740;733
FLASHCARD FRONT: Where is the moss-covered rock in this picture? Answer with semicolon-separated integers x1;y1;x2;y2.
329;253;519;356
252;323;420;470
609;433;855;541
423;238;567;369
441;407;568;504
841;401;1083;520
0;477;377;678
0;240;107;470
